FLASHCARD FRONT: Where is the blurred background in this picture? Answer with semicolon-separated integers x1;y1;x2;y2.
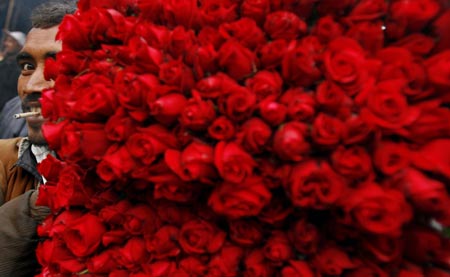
0;0;48;50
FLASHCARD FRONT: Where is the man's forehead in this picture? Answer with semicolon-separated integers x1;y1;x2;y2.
21;26;61;56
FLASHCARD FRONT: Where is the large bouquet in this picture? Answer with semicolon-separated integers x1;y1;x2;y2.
36;0;450;276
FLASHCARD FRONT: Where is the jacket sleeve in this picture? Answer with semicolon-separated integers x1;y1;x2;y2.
0;190;40;276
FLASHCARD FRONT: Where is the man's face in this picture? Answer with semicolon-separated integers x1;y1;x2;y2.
17;26;60;145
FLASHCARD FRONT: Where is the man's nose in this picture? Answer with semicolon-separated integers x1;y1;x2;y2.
22;66;54;95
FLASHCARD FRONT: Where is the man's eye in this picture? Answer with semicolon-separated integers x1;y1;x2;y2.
20;63;35;71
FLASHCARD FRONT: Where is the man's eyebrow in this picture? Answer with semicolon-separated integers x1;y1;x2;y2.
45;51;58;60
16;52;32;63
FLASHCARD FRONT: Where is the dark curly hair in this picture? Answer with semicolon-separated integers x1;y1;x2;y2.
30;0;77;28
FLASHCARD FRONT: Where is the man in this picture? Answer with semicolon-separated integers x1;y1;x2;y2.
0;30;25;111
0;1;77;276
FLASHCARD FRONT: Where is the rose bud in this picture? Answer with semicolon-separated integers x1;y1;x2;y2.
149;93;187;126
313;246;356;276
244;249;276;277
180;91;216;131
115;237;150;269
63;213;106;257
259;39;288;70
273;121;310;162
279;88;316;122
281;260;315;277
159;59;195;92
264;11;307;40
241;0;270;26
263;231;294;266
229;219;264;247
311;113;344;148
165;140;218;184
178;219;227;255
219;18;266;50
214;141;256;184
373;141;410;175
208;116;236;141
258;96;287;126
218;86;257;122
331;145;373;180
195;73;238;99
217;40;258;80
208;177;271;219
236;118;272;154
246;70;283;101
208;244;244;277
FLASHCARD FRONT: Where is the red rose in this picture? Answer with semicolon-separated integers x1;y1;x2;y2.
219;18;266;50
162;0;199;29
115;237;150;270
313;246;356;275
281;260;314;277
279;88;316;122
246;70;283;101
57;15;91;50
264;11;307;40
411;139;450;179
340;183;412;236
282;37;323;87
273;121;310;162
123;204;160;235
346;0;387;22
134;22;170;50
169;26;197;59
37;155;65;185
148;93;187;126
115;71;159;122
99;200;130;225
405;104;450;143
316;81;351;118
342;115;374;145
178;219;226;255
154;176;200;203
126;124;178;165
214;141;256;183
87;248;118;274
346;20;384;54
362;235;403;263
393;33;435;56
389;0;441;33
165;140;218;184
263;231;294;266
236;118;272;154
36;239;85;274
288;218;320;255
179;92;216;131
228;219;264;247
208;177;271;219
159;60;195;92
155;200;196;227
63;213;106;257
96;145;137;182
53;165;91;210
259;39;288;70
178;257;208;276
207;116;236;141
288;160;346;209
360;80;420;131
71;74;118;121
207;244;244;277
377;47;428;99
218;86;257;122
126;36;164;74
241;0;270;26
58;122;111;163
218;40;258;80
258;95;287;126
198;0;238;27
323;37;370;96
312;15;344;44
258;193;292;225
331;145;373;180
373;141;410;175
244;249;275;277
145;225;181;259
432;10;450;53
311;113;344;147
425;50;450;96
191;43;219;78
195;73;237;99
105;108;138;142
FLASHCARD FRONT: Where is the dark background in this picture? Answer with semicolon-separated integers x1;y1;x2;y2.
1;0;48;49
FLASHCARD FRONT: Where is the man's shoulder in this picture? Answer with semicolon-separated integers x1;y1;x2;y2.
0;137;23;163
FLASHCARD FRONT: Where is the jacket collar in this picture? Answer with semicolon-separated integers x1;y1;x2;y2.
15;138;43;183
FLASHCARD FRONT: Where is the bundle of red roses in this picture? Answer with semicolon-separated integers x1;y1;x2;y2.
36;0;450;276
